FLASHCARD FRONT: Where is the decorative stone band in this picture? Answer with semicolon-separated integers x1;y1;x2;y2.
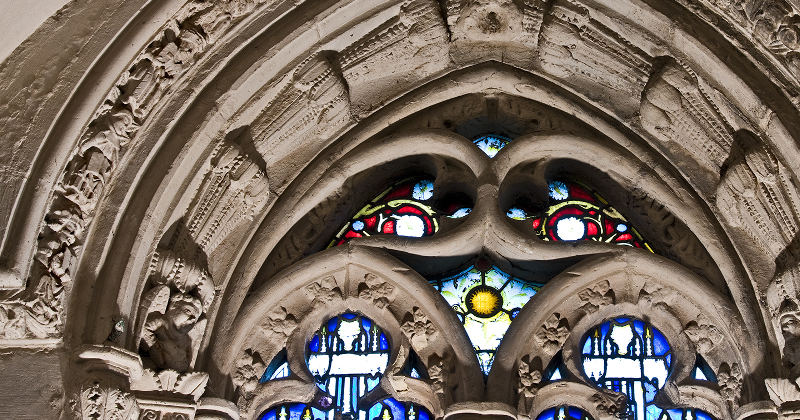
75;345;231;420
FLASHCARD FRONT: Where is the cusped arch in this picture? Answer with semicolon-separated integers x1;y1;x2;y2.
490;252;755;420
216;245;485;416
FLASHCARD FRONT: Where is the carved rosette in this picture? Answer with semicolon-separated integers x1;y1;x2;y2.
534;313;570;354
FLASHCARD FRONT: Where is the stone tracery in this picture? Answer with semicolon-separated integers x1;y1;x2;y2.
0;0;799;418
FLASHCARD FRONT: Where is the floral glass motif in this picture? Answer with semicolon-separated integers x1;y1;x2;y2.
329;178;439;247
307;313;390;420
259;399;431;420
536;406;594;420
429;260;542;375
507;181;653;251
473;135;512;158
582;318;713;420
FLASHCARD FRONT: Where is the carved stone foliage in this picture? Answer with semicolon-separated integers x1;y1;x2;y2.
768;243;800;380
534;313;570;354
700;0;800;80
716;131;800;259
537;0;652;117
401;307;436;348
684;315;725;355
428;353;452;406
71;381;140;420
137;141;268;373
577;280;614;313
718;362;744;405
589;390;627;418
516;354;542;413
232;349;266;399
15;0;277;343
132;369;209;402
640;59;735;195
358;273;396;309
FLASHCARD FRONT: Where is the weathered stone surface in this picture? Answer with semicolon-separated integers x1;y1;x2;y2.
0;0;799;417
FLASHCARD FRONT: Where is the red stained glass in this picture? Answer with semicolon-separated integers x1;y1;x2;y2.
513;180;653;252
328;178;440;247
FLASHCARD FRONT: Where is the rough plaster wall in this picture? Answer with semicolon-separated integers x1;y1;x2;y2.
0;0;71;64
0;349;63;418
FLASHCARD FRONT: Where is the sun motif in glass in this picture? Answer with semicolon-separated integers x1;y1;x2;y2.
473;134;512;158
507;180;653;251
307;313;390;420
429;260;542;374
536;406;593;420
329;178;439;247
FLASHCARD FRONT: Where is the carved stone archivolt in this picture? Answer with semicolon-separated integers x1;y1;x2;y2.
3;0;800;417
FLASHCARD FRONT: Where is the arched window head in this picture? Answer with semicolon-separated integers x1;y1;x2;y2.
472;134;512;158
535;406;593;420
508;180;653;251
429;259;542;375
307;313;390;419
581;317;714;420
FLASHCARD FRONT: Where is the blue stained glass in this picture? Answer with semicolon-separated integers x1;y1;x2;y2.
449;208;471;219
692;355;717;383
367;398;431;420
412;180;434;201
259;400;433;420
507;207;527;220
307;313;390;420
258;404;328;420
261;350;291;383
429;262;542;375
536;406;594;420
582;318;677;420
472;135;512;158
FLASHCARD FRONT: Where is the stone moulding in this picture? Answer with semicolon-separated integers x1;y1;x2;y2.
2;0;800;350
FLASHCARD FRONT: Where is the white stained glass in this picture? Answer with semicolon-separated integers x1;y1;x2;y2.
270;362;290;380
555;217;585;241
395;215;426;237
582;318;673;420
431;264;541;375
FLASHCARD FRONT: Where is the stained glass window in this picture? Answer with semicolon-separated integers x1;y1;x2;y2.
658;409;715;420
536;406;593;420
261;349;290;382
472;135;512;158
329;178;439;247
544;352;566;383
581;318;714;420
429;260;542;375
507;181;653;251
692;355;717;382
259;399;431;420
307;313;390;420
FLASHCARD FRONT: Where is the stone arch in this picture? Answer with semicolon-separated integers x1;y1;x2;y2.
1;0;800;418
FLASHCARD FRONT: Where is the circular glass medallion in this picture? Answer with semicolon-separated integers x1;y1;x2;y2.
465;285;503;318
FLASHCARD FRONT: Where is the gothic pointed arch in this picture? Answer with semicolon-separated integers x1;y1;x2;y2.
1;0;800;418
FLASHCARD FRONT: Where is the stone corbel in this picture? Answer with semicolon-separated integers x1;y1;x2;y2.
74;345;234;419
